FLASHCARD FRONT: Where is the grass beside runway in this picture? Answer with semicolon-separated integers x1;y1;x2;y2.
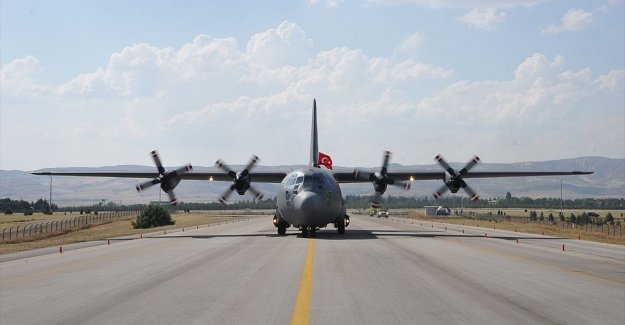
0;212;260;254
396;212;625;245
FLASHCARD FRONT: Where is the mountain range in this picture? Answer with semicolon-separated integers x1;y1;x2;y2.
1;157;622;206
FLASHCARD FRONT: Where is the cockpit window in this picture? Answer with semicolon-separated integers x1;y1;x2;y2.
304;175;312;184
286;176;296;186
296;176;304;184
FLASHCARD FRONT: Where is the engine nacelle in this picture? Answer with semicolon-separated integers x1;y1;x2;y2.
234;172;251;195
160;172;181;193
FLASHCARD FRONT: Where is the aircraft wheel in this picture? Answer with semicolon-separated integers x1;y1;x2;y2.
301;227;308;238
337;219;345;234
277;224;286;235
310;227;316;238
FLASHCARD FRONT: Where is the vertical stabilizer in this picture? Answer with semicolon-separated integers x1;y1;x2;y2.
310;99;319;167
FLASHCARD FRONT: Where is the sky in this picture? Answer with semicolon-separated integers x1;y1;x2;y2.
1;0;624;171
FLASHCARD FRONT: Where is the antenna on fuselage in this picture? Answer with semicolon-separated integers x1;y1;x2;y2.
310;99;319;168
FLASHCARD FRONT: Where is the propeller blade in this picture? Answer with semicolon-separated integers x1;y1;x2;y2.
215;159;237;178
248;185;264;201
174;164;193;175
151;150;166;175
218;186;235;204
381;151;391;174
434;154;455;175
136;179;160;192
392;180;412;191
166;190;178;206
462;183;480;201
353;169;372;181
459;155;480;175
242;155;260;175
433;184;450;199
370;193;383;209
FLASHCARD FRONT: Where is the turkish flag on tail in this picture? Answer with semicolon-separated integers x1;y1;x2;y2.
318;152;333;170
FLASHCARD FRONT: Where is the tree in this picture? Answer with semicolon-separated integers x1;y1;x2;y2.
569;213;576;224
132;204;175;229
506;192;512;201
539;212;544;222
529;211;538;222
605;212;614;225
548;213;554;223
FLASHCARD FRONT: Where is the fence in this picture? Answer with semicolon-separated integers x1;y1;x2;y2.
454;212;623;237
1;210;139;241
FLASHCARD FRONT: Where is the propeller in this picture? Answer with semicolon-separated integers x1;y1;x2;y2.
432;154;480;201
215;155;264;203
135;150;193;206
354;151;412;208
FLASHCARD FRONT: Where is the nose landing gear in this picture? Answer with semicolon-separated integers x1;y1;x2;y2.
301;226;316;238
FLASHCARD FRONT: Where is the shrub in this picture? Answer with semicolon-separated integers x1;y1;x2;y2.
132;204;175;229
24;210;33;216
4;209;13;215
605;212;614;225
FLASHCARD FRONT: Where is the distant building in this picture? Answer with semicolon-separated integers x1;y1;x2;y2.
425;206;451;216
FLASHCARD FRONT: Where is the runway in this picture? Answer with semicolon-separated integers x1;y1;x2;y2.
1;214;623;325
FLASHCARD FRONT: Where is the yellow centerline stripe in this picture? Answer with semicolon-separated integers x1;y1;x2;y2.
291;239;315;325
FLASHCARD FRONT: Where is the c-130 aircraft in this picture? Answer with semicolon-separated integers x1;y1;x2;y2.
33;100;592;238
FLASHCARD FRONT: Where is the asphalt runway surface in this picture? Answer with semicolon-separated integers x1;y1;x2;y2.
1;214;623;325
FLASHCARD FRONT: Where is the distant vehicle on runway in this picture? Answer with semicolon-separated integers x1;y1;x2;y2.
377;209;389;218
33;100;592;237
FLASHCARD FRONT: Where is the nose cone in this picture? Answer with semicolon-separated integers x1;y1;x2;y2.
293;191;325;226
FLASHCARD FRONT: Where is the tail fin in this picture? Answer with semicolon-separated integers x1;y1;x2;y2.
310;99;319;167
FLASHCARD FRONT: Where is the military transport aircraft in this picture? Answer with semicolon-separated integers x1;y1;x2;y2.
32;100;592;237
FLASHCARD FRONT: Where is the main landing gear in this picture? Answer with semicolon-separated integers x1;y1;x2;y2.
335;215;349;235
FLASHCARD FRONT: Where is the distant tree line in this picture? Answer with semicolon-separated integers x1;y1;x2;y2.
2;194;623;215
344;194;625;210
176;198;278;211
1;198;57;215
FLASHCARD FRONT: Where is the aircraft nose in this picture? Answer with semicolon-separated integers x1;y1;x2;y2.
293;191;325;225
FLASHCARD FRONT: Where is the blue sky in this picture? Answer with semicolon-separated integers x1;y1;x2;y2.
1;0;624;170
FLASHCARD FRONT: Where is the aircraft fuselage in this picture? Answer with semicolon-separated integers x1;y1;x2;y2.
276;168;345;232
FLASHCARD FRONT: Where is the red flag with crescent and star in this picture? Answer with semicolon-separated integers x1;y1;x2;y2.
318;152;333;170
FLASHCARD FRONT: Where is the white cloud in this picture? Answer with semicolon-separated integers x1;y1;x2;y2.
594;69;625;91
397;32;424;52
0;56;50;98
457;7;507;30
366;0;541;9
306;0;345;7
1;19;623;170
416;54;613;124
245;21;313;68
543;8;594;33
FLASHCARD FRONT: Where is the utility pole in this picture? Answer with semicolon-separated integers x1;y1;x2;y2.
49;176;53;213
560;178;563;218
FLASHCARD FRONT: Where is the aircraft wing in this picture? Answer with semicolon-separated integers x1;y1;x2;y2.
331;169;593;183
460;171;593;178
31;169;289;183
332;170;443;183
